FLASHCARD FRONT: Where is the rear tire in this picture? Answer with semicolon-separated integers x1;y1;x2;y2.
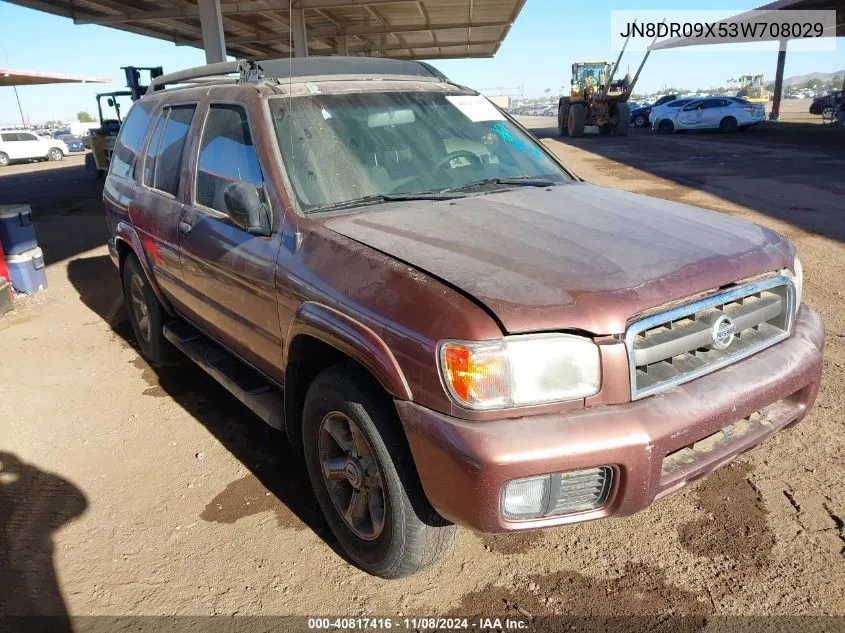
568;103;586;137
657;119;674;134
0;152;8;167
634;114;647;127
719;116;738;133
303;364;457;578
122;255;167;364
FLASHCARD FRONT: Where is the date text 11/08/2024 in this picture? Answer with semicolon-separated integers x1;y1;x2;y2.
307;617;529;630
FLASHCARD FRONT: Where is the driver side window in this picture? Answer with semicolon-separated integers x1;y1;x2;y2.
196;104;266;214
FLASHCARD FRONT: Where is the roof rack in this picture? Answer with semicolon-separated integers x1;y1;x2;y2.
147;57;450;95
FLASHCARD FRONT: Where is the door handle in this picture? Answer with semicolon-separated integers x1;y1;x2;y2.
179;221;193;235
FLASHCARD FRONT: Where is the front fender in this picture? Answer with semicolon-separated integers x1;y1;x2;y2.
113;221;174;316
285;302;412;401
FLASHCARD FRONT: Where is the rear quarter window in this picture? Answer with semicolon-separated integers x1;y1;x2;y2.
110;100;157;180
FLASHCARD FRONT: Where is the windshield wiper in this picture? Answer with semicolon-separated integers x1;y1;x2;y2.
308;191;466;214
441;177;559;193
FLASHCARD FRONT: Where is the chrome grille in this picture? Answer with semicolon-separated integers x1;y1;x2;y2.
547;467;613;516
626;275;795;399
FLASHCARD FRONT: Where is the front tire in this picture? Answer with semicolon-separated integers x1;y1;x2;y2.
85;153;103;180
48;148;64;162
657;119;674;134
122;255;167;363
634;114;647;127
557;103;569;137
303;365;456;578
568;103;586;137
613;102;630;136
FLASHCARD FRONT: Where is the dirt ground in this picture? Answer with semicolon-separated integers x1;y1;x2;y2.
1;116;844;627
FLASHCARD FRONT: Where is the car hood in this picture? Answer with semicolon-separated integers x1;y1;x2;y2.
315;182;793;335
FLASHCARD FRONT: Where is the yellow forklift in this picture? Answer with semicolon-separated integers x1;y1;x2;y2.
84;66;163;179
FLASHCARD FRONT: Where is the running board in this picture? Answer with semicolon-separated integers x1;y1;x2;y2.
163;321;285;430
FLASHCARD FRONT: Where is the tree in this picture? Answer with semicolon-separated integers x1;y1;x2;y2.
77;111;95;122
804;78;823;89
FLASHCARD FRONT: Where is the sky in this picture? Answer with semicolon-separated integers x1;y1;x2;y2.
0;0;843;124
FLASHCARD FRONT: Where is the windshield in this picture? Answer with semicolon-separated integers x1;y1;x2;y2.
269;91;572;213
61;135;81;143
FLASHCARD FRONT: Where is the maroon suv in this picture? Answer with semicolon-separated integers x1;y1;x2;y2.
104;58;824;578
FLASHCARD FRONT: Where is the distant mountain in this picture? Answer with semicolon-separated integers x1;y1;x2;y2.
782;70;844;87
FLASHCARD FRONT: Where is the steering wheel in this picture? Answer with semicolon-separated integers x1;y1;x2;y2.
434;150;483;172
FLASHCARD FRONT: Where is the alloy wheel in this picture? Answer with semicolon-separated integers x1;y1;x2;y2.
319;411;386;541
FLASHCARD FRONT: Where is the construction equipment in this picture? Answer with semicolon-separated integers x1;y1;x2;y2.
83;66;162;179
736;74;769;104
557;23;656;137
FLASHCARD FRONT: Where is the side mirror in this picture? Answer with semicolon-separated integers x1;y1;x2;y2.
223;181;271;236
107;98;115;107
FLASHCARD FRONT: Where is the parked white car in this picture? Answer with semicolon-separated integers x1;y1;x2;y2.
648;97;697;124
0;131;68;166
653;97;766;133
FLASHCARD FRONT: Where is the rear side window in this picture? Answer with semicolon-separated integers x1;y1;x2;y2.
143;105;196;197
196;104;265;213
110;100;156;180
1;133;18;142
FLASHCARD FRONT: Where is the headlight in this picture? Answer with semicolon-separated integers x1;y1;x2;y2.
784;255;803;307
438;334;601;410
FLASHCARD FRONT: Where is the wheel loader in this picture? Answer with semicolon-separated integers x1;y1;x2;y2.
83;66;163;179
736;74;770;105
557;25;656;138
558;61;633;137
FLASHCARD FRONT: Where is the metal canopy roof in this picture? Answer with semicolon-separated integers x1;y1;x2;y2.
7;0;527;61
0;67;112;87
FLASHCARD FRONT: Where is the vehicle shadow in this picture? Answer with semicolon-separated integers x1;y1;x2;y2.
0;158;108;266
0;451;87;631
64;254;338;553
529;120;845;244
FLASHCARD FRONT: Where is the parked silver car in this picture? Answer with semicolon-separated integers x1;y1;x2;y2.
653;97;766;133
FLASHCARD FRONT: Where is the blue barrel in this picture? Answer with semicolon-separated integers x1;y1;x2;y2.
0;205;38;256
6;247;47;295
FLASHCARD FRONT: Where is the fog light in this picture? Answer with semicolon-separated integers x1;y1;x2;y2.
501;467;613;521
502;475;550;519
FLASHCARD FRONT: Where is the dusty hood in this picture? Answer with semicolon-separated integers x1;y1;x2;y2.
315;183;793;334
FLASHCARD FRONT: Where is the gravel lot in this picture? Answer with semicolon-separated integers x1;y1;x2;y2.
1;117;843;627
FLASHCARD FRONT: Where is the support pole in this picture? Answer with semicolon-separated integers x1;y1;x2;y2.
770;40;787;121
198;0;226;64
840;71;845;124
291;6;308;57
337;33;347;56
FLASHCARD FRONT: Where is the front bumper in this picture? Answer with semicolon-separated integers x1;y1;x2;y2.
396;305;824;533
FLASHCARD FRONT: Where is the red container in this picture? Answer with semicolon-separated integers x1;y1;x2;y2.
0;239;14;303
